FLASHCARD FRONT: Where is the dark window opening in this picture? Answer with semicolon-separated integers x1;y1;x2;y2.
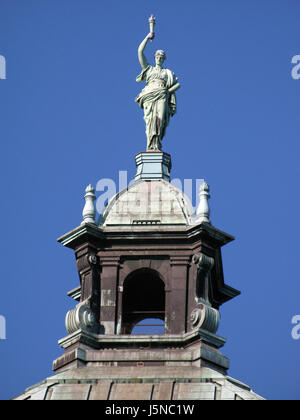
121;268;165;335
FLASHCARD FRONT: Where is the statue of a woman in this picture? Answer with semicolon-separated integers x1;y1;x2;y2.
135;32;180;151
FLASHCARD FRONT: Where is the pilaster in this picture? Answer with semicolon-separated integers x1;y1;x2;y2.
99;256;120;335
168;256;190;334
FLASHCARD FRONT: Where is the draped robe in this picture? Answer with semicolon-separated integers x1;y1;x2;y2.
135;65;178;150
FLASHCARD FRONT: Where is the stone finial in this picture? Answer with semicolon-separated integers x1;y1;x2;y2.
196;181;210;223
81;184;96;225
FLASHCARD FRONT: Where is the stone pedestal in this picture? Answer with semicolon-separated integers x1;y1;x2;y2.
135;151;171;182
53;329;229;373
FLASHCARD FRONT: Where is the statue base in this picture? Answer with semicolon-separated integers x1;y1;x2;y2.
135;151;172;182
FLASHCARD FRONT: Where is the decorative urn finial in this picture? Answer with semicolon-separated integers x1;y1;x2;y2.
196;181;210;223
81;184;96;225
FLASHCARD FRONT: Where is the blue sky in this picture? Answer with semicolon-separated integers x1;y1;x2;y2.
0;0;300;400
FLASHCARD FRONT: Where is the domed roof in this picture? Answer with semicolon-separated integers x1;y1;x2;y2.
100;179;195;226
14;365;264;400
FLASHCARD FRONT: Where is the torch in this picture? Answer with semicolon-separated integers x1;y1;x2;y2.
148;14;156;41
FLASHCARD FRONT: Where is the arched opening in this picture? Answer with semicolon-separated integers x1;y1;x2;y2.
121;268;165;334
131;318;165;335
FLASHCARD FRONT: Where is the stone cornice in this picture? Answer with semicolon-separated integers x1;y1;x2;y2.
57;221;234;250
57;223;104;249
58;328;226;351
